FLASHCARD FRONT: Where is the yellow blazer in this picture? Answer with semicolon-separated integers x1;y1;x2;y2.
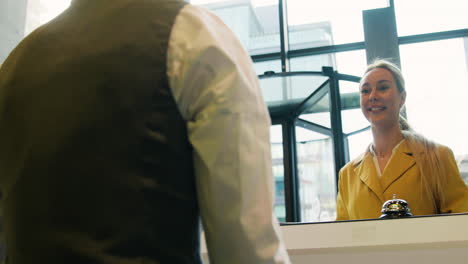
336;140;468;220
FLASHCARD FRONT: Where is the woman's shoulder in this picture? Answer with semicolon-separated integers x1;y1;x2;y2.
434;142;452;151
403;131;453;154
434;143;455;158
413;136;453;154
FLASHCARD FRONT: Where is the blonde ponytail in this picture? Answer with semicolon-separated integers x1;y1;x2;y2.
399;115;411;131
402;130;448;213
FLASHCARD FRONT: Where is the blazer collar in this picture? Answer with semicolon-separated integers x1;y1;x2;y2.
379;140;416;192
354;149;385;203
353;140;416;202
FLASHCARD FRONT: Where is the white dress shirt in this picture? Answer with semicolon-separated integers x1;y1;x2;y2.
369;139;405;177
167;4;290;264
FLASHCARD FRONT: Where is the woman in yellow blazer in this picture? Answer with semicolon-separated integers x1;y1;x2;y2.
336;60;468;220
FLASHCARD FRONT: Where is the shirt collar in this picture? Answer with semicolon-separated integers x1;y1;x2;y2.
369;138;406;158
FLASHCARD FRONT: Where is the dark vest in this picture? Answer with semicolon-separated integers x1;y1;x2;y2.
0;0;201;263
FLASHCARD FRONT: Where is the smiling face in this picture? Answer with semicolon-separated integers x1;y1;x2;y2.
360;68;406;128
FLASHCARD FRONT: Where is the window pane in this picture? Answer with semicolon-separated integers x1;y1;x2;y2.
400;38;468;184
347;128;371;161
299;79;363;131
296;126;336;222
299;93;331;128
259;75;328;105
340;80;367;134
339;79;360;94
191;0;280;55
394;0;468;36
290;54;335;72
270;125;286;222
342;109;369;135
254;60;282;75
286;0;388;47
335;50;367;77
290;49;367;76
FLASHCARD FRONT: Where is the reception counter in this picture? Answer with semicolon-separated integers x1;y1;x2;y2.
201;213;468;263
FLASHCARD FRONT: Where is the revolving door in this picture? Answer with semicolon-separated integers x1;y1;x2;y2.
259;67;367;222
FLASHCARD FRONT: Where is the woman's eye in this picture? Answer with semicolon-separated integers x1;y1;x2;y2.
360;89;370;94
378;86;389;91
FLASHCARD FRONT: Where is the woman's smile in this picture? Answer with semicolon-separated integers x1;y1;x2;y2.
360;68;405;128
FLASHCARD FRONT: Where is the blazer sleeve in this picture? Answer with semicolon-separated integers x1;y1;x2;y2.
336;168;350;221
439;146;468;213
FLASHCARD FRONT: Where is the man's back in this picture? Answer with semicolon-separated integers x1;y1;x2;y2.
0;0;202;263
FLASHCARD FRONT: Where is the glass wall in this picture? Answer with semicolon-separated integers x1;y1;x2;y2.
191;0;281;55
296;124;336;222
400;37;468;183
270;125;286;222
394;0;468;36
340;80;370;161
254;59;282;75
286;0;387;46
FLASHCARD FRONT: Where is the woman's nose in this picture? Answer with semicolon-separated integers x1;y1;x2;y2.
369;89;378;101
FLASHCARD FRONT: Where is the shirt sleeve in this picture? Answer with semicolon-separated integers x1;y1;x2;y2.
167;4;290;264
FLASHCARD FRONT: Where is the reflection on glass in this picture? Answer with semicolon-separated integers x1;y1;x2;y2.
295;126;336;222
191;0;280;55
400;38;468;185
300;93;331;128
394;0;468;36
270;125;286;222
286;0;388;46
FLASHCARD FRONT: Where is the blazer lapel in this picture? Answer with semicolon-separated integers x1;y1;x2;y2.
355;152;385;203
380;140;416;193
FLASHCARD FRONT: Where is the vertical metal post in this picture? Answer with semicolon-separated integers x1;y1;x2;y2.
363;3;406;118
323;67;346;188
362;5;400;67
278;0;290;73
279;0;297;221
279;0;291;110
282;119;301;222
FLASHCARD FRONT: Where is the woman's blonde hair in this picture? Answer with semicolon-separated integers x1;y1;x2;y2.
364;59;448;212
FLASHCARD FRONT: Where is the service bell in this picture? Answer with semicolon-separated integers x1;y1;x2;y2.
379;194;413;219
